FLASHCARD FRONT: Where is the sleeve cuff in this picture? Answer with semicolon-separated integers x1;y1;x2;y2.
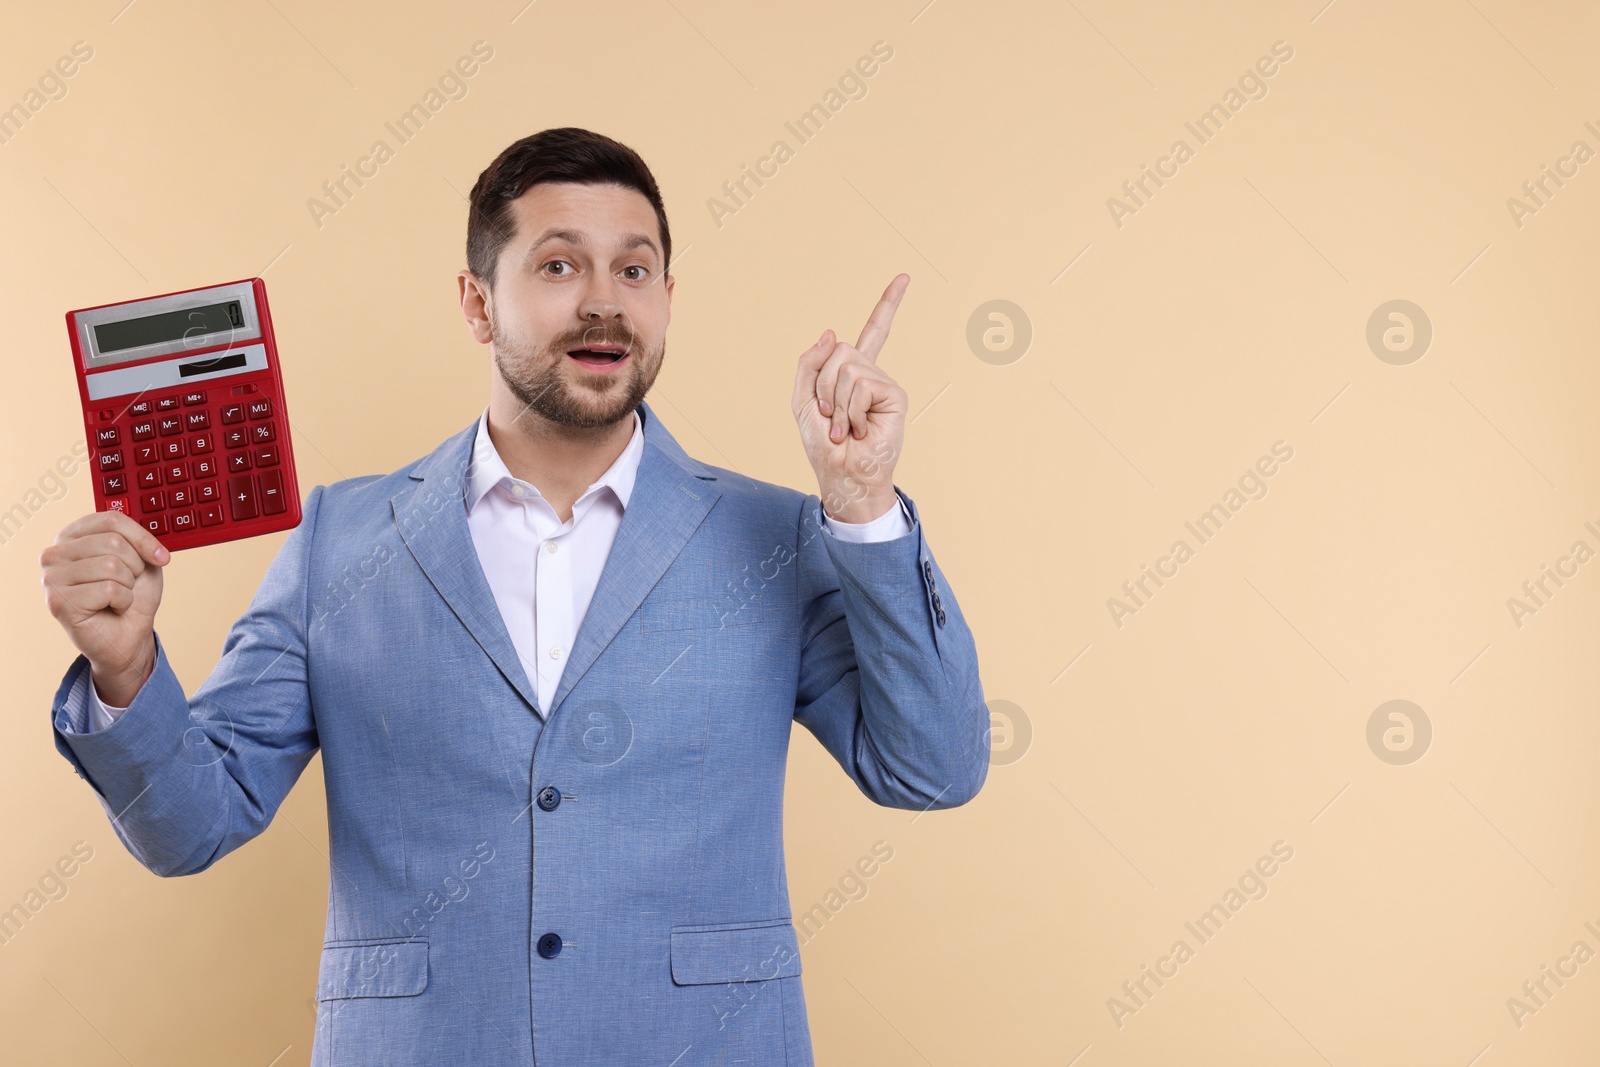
59;640;149;735
820;494;915;543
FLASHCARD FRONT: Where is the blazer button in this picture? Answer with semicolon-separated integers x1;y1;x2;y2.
931;591;944;611
537;932;563;958
537;785;561;811
922;560;934;583
936;608;947;627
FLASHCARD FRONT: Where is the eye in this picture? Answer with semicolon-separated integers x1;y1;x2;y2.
620;265;648;281
543;260;574;277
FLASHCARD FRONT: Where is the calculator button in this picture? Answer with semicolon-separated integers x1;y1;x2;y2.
156;397;180;412
137;469;161;490
259;469;287;515
190;433;214;454
182;391;207;406
185;410;210;432
170;511;196;531
227;475;258;520
162;439;186;460
143;513;169;535
106;497;129;515
196;481;219;502
251;423;276;444
247;399;273;420
159;416;183;436
95;427;120;447
253;445;279;467
164;463;188;484
97;450;123;472
127;400;152;417
193;457;217;478
221;404;245;424
224;428;248;449
168;486;192;507
140;491;164;513
227;452;251;472
131;420;156;441
198;502;223;527
135;444;159;465
102;474;126;494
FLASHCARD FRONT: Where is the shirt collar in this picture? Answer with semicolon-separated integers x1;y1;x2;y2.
465;406;645;514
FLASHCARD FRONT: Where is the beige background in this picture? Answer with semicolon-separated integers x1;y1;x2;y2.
2;0;1598;1063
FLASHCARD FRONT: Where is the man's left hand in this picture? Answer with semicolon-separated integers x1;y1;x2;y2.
792;273;911;524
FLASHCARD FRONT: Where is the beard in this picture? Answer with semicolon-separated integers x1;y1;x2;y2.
490;312;663;430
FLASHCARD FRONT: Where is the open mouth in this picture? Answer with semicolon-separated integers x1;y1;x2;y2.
567;345;630;368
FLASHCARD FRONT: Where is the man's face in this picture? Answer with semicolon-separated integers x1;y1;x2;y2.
481;181;672;429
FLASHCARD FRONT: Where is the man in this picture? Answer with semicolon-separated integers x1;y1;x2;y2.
40;127;988;1065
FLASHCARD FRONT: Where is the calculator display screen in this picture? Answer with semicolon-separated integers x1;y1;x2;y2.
93;300;245;354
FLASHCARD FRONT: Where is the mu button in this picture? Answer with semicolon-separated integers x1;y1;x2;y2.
537;933;562;959
536;786;561;812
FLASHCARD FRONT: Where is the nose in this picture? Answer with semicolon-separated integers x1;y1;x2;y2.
576;274;626;324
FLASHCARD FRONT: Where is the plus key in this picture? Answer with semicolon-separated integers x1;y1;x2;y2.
227;474;257;520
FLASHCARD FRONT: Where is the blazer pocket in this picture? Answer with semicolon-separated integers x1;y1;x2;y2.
669;918;802;986
317;938;429;1001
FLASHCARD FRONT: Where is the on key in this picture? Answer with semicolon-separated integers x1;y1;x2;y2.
227;474;258;520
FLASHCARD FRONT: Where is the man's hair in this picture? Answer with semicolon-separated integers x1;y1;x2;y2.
466;127;672;291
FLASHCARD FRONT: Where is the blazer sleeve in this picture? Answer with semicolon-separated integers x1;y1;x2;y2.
47;484;326;877
791;485;990;810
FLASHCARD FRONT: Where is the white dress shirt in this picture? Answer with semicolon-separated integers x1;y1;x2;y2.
81;406;913;727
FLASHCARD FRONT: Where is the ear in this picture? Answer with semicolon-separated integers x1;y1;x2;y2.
664;272;674;327
458;269;493;345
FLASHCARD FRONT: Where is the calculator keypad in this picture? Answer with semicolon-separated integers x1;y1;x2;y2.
91;385;291;542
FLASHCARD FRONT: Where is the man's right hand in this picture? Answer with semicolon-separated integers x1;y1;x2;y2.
40;511;170;709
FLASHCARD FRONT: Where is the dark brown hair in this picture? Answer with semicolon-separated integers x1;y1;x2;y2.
466;127;672;291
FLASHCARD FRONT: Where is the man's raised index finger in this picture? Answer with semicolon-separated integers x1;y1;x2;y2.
854;273;911;362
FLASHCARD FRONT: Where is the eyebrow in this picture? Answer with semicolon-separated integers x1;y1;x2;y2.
526;227;660;262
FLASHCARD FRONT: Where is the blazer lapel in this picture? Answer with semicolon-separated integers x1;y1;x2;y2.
389;400;723;722
545;400;722;718
392;421;540;715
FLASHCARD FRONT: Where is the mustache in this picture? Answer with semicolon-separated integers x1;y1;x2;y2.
554;323;638;354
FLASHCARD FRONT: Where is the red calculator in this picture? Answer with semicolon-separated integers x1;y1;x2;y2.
66;278;301;551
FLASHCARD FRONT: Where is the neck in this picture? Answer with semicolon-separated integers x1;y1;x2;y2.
484;390;636;521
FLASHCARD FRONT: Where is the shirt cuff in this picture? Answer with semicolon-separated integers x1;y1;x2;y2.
820;495;915;543
59;660;137;735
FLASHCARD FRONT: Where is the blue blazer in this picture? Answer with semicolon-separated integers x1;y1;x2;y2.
50;399;989;1066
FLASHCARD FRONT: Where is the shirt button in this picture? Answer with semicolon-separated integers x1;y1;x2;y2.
549;646;562;660
545;540;558;554
537;932;562;959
